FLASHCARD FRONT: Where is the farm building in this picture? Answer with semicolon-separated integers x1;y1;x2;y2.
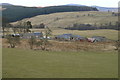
92;36;108;42
72;35;88;41
21;32;43;39
55;34;73;41
88;36;108;42
55;34;87;41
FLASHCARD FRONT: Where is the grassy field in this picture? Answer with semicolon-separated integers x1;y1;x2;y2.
10;11;118;41
52;29;118;40
2;48;118;78
6;28;118;40
31;29;118;40
12;11;118;28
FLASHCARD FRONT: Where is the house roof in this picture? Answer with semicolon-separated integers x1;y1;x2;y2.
22;32;43;36
63;34;73;36
34;32;43;36
92;36;106;38
56;34;85;39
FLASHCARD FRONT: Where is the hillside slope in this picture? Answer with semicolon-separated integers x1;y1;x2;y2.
64;4;118;12
2;4;98;22
13;11;118;29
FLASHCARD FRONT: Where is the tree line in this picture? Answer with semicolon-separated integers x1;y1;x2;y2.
2;5;98;22
65;22;120;30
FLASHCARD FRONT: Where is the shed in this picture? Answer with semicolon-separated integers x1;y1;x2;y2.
55;34;73;41
72;35;87;41
22;32;43;39
92;36;107;42
55;34;87;41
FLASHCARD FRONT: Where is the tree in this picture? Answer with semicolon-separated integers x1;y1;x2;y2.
28;36;36;49
115;40;120;50
83;14;85;16
26;21;32;28
26;21;32;32
12;27;18;34
94;23;97;27
88;14;90;16
35;39;48;50
100;23;103;27
109;22;112;26
34;25;52;50
6;35;20;48
5;23;12;35
39;23;45;28
73;23;78;27
2;17;9;36
13;21;32;34
45;26;52;40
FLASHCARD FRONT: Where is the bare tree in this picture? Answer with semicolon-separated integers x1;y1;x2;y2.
34;26;52;50
45;26;52;39
28;36;36;49
5;23;12;35
13;21;32;34
115;40;120;50
6;35;20;48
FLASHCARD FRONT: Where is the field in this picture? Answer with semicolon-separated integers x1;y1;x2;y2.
12;11;118;28
3;10;119;78
2;48;118;78
31;29;118;40
10;11;118;40
6;29;118;40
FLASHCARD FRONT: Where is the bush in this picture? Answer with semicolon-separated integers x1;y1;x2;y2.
28;36;36;49
6;35;20;48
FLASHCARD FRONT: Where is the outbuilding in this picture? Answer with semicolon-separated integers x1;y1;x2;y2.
92;36;107;42
21;32;43;39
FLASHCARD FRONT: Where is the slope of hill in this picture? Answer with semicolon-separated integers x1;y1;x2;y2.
64;4;118;12
92;6;118;12
13;11;117;29
0;3;13;6
63;4;87;6
2;4;98;22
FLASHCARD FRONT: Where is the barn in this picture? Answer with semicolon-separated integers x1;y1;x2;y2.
55;34;87;41
72;35;88;41
21;32;43;39
55;34;73;41
92;36;108;42
87;36;108;42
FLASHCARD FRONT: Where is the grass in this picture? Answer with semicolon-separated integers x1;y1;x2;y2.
2;48;118;78
52;29;118;40
12;11;118;28
7;29;118;40
10;11;118;40
32;29;118;40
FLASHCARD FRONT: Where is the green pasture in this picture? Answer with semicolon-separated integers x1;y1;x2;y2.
2;48;118;78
